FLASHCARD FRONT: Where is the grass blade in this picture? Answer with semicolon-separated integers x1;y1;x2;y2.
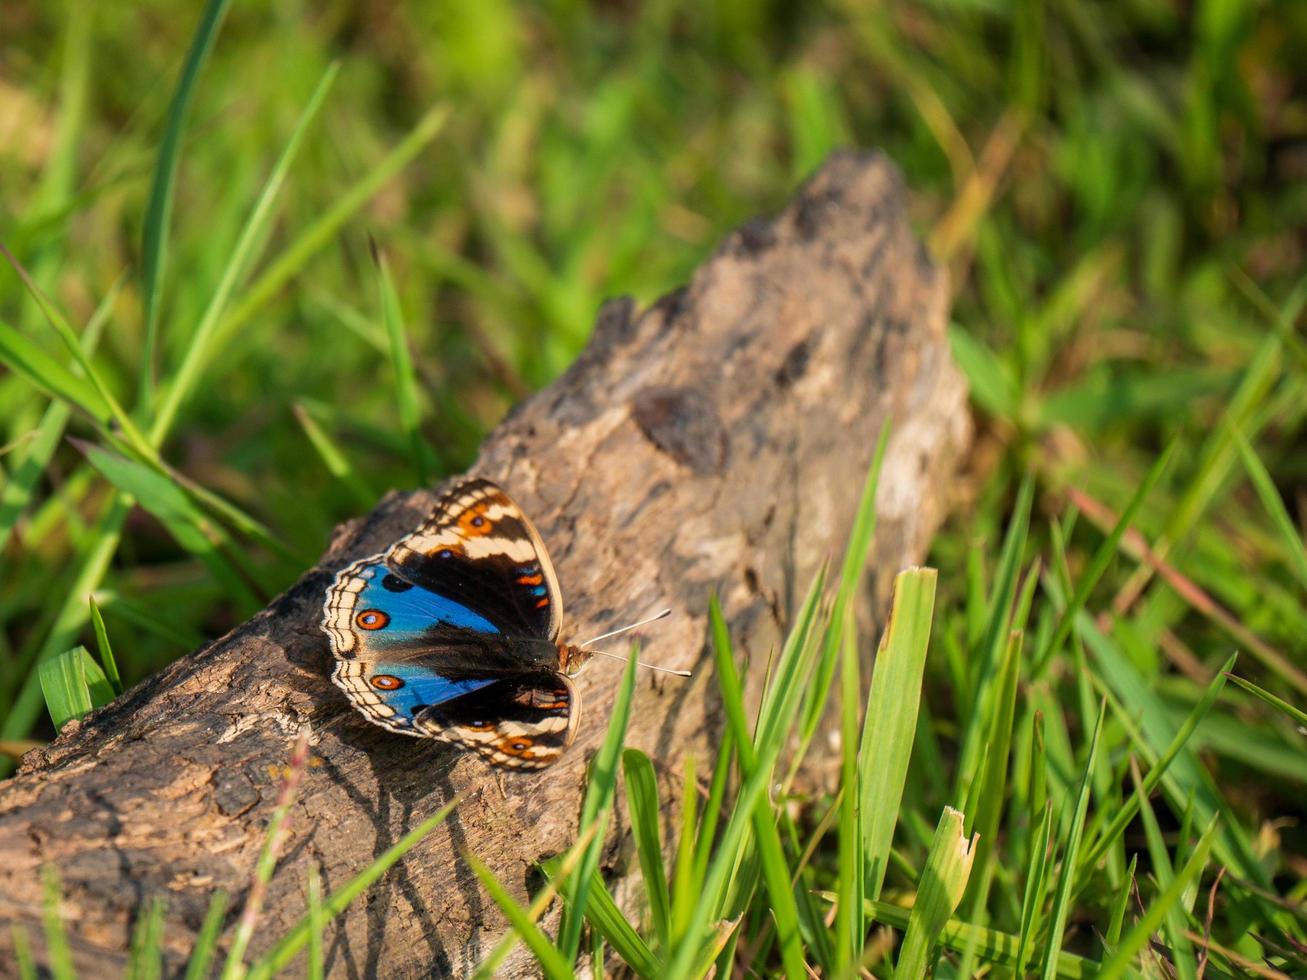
1078;654;1235;874
247;795;461;980
707;596;807;979
303;865;325;980
39;646;113;731
1130;758;1197;979
558;646;639;960
860;567;938;900
149;63;340;444
73;439;259;608
374;245;436;483
1079;621;1269;890
963;627;1022;908
1104;853;1137;949
1035;442;1175;672
670;753;700;947
798;422;890;750
1096;816;1220;980
576;869;663;977
41;866;75;980
955;472;1033;792
1224;672;1307;728
292;402;374;508
1229;423;1307;594
138;0;234;407
211;105;450;352
855;897;1095;978
664;641;805;980
475;821;601;978
895;806;979;976
183;891;229;980
1014;800;1053;974
1039;699;1105;980
468;855;573;980
0;497;129;773
834;606;862;973
0;316;111;422
0;246;144;468
11;924;37;980
87;595;121;695
622;749;672;950
127;895;166;980
220;730;310;980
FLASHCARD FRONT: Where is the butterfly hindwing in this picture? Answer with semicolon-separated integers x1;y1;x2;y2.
415;673;580;770
385;478;563;642
331;654;499;735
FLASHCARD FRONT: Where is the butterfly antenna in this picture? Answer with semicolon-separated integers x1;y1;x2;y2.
577;608;689;677
587;647;692;678
577;608;672;647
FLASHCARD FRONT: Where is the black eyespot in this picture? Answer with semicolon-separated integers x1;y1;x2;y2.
437;549;454;558
471;516;486;527
381;573;413;592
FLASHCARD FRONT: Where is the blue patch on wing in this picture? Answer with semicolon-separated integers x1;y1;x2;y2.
353;560;500;644
371;663;496;717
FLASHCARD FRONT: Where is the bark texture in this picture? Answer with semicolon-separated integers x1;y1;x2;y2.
0;151;970;977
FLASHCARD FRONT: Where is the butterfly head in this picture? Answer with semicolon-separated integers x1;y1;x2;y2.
558;642;594;676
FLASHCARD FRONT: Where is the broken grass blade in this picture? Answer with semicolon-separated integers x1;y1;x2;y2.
894;806;979;977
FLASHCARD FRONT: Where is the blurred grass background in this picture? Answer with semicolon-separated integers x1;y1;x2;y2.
2;0;1306;959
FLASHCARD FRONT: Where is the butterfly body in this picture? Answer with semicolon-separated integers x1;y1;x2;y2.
322;479;590;769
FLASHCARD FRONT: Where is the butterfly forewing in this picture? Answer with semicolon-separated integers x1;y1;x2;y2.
386;478;563;642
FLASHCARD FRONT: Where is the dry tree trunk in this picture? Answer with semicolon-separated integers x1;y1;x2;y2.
0;151;970;978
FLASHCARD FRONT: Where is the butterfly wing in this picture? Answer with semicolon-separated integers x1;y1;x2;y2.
385;478;563;642
415;672;580;770
324;555;517;735
322;479;569;747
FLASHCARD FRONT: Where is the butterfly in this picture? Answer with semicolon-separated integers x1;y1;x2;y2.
321;478;595;770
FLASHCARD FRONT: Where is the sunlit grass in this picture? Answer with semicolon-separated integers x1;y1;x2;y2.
3;0;1306;975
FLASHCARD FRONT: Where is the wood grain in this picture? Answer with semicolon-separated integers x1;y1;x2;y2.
0;150;970;977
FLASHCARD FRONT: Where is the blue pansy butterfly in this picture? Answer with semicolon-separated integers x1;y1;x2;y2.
322;479;594;770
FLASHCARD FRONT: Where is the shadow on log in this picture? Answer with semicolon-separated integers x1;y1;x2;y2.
0;151;970;977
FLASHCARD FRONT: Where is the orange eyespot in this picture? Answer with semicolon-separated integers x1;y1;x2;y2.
370;674;403;690
517;573;543;586
499;736;534;755
535;598;550;608
459;505;494;536
355;609;390;630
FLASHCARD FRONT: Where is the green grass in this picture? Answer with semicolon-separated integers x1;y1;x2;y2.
3;0;1307;975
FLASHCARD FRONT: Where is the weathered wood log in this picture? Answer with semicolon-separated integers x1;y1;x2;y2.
0;151;969;977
